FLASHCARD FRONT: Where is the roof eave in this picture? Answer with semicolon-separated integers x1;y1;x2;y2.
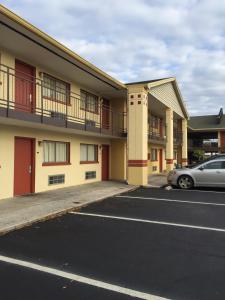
0;4;126;90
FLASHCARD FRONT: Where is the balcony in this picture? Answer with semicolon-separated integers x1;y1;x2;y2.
148;129;166;144
0;64;127;137
189;141;219;152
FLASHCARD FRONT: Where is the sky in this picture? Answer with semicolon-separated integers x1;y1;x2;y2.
2;0;225;116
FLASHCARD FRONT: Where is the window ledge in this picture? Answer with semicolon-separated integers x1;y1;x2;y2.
42;162;71;166
80;161;99;164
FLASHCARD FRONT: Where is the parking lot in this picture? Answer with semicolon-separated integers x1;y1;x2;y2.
1;187;225;300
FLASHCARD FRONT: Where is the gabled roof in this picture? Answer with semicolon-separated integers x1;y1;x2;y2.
188;110;225;131
126;77;189;119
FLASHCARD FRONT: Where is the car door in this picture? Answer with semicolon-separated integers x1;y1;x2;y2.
192;160;225;187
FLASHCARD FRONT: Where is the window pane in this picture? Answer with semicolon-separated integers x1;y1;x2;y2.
56;81;67;102
88;145;95;161
43;142;55;163
80;91;86;110
43;76;55;99
80;144;87;161
56;142;67;162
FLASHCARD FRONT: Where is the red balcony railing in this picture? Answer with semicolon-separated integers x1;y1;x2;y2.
0;64;127;137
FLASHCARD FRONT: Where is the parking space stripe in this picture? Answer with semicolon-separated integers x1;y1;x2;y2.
116;195;225;207
71;212;225;233
171;189;225;194
0;255;168;300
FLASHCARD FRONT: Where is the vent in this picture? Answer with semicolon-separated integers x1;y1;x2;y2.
85;171;96;180
152;166;157;172
50;111;66;120
49;174;65;185
86;120;96;127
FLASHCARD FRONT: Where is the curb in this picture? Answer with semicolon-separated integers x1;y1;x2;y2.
0;185;138;237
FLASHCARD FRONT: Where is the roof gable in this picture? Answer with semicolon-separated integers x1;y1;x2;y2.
149;81;185;118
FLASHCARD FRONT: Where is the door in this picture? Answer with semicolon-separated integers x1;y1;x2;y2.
14;137;35;196
15;60;35;112
159;149;163;173
102;145;109;180
192;160;225;187
101;99;110;130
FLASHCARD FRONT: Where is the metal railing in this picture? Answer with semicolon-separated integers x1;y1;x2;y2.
0;64;127;137
148;129;166;142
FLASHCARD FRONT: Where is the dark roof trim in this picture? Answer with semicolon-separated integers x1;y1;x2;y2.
125;77;172;85
0;20;122;91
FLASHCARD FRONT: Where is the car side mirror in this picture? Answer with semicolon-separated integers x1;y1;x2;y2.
199;166;204;171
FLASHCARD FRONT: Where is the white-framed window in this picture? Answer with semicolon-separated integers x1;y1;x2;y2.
80;144;98;163
151;149;158;161
43;141;69;165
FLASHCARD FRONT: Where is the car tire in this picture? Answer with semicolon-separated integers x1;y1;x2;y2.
177;175;194;189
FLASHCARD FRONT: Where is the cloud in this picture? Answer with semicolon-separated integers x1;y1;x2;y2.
2;0;225;115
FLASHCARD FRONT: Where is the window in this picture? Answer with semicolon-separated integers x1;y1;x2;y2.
80;90;99;113
43;74;70;104
173;151;177;160
85;171;96;180
80;144;98;163
151;149;158;161
43;141;70;165
203;161;225;170
49;174;65;185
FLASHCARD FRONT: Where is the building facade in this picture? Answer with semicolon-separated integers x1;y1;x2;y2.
0;5;188;200
188;108;225;163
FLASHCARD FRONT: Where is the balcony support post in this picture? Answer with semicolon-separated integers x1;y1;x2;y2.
6;66;10;117
166;108;174;171
127;86;148;186
181;118;188;166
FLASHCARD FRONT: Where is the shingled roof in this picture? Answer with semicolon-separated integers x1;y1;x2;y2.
188;108;225;130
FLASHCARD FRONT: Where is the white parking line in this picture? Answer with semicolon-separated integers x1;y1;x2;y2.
172;189;225;194
71;212;225;233
0;255;168;300
116;195;225;207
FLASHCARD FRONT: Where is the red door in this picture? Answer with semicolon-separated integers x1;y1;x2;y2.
159;149;163;173
15;60;35;112
221;132;225;152
102;145;109;180
101;99;110;129
14;137;35;196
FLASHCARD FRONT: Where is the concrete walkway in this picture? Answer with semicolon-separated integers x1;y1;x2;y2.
0;181;137;235
148;174;168;188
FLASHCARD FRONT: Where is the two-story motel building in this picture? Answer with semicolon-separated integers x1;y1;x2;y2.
0;5;188;200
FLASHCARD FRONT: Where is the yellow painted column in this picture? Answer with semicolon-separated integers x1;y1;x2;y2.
127;86;148;186
166;108;174;171
181;119;188;166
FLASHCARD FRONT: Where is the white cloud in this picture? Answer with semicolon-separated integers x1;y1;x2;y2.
2;0;225;115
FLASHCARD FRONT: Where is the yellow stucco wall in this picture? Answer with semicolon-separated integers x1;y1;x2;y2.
0;125;112;200
111;139;127;181
148;144;166;174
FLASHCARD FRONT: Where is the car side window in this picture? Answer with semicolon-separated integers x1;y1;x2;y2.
203;161;224;170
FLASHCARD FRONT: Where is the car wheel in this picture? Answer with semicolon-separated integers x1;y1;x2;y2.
177;175;194;189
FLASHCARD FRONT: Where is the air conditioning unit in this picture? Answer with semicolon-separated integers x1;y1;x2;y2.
50;111;66;120
86;119;96;127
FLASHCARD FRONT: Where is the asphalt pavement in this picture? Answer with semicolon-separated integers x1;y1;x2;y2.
0;187;225;300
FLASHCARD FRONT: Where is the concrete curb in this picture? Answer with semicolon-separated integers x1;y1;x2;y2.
0;185;138;237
